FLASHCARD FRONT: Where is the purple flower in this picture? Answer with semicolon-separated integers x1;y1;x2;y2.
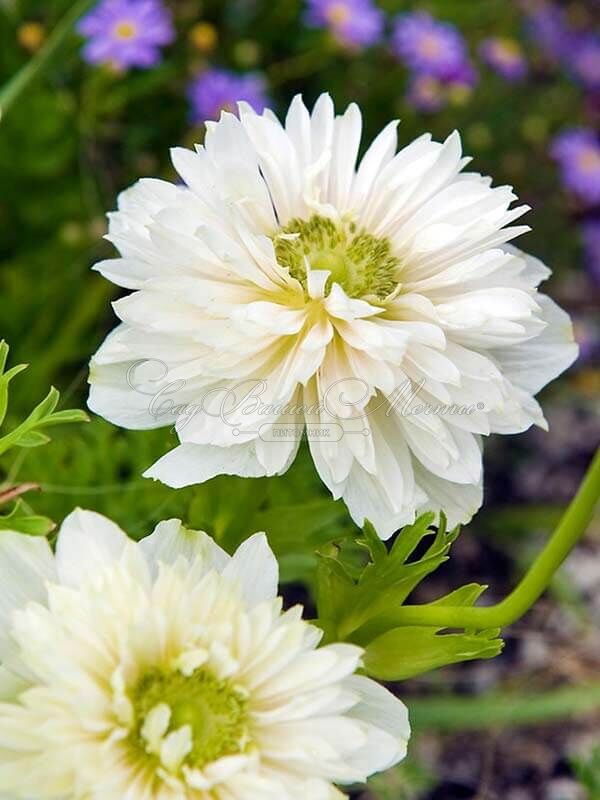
77;0;174;70
582;220;600;286
392;11;468;79
551;128;600;205
524;3;573;62
479;37;528;81
188;69;269;124
406;74;446;112
304;0;384;49
405;61;477;113
570;34;600;91
573;315;600;363
446;59;478;89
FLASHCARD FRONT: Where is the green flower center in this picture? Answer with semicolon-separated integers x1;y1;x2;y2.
274;214;400;300
130;668;249;770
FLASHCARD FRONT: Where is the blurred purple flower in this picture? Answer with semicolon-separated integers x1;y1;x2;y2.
570;34;600;91
392;11;468;79
446;59;478;89
188;68;269;123
582;220;600;285
524;2;573;62
406;74;446;112
551;128;600;205
405;62;477;113
77;0;174;70
479;37;528;81
304;0;384;48
573;315;600;363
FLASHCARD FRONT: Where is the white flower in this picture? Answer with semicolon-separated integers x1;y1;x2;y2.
0;511;409;799
88;94;577;538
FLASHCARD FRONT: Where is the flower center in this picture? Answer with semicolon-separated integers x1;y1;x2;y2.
578;147;600;173
326;2;351;26
114;20;137;40
274;214;400;300
130;668;249;771
419;33;443;58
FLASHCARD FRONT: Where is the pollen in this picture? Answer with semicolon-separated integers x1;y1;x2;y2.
114;20;137;40
130;667;249;771
326;2;351;26
274;214;400;300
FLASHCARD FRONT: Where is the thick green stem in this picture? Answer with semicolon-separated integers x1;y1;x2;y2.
382;447;600;631
0;0;95;118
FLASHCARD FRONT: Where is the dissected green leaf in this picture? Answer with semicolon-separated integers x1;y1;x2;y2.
314;513;504;675
354;583;489;644
363;625;503;681
0;341;91;535
0;339;28;427
0;358;89;456
358;519;387;564
337;516;459;637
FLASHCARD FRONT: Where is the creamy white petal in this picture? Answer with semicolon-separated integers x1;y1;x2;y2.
144;440;283;488
0;512;401;798
140;519;230;574
223;533;279;606
55;508;130;587
491;294;578;395
0;533;55;658
88;93;576;539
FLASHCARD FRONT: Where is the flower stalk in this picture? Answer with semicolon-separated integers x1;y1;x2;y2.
383;446;600;631
0;0;95;118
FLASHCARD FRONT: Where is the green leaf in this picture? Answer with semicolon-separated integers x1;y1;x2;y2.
363;625;503;681
315;551;355;636
389;512;437;563
0;341;9;375
354;583;489;644
337;514;458;637
14;430;51;448
313;512;505;676
0;362;28;427
26;386;60;424
40;408;90;427
0;499;55;536
358;519;387;564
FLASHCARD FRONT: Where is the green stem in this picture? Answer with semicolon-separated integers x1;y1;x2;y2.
379;447;600;631
0;0;95;118
410;683;600;732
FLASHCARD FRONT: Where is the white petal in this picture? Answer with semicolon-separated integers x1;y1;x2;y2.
345;674;410;758
223;533;279;606
0;533;54;656
139;519;230;575
491;294;578;395
55;508;130;587
144;441;272;488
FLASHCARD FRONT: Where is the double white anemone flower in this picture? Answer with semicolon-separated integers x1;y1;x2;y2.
88;94;577;537
0;511;409;799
